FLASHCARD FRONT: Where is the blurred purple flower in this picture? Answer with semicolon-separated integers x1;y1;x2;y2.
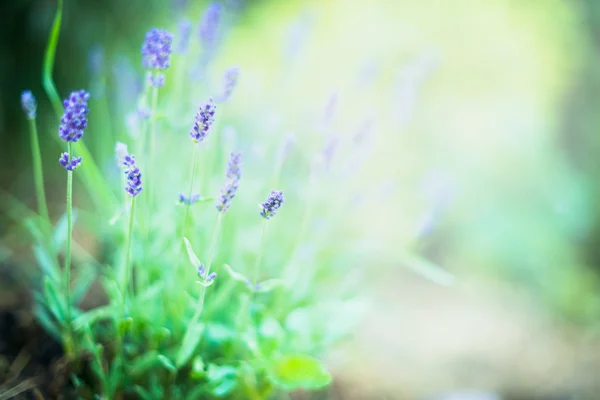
260;190;284;219
21;91;36;119
141;28;174;70
216;152;242;213
190;98;216;142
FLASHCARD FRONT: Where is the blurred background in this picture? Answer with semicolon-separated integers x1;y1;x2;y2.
3;0;600;398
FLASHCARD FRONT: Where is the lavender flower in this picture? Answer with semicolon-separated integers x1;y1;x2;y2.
21;91;36;119
218;66;240;102
216;152;242;213
260;190;284;219
199;2;223;50
197;264;216;283
59;152;82;171
179;192;201;205
59;90;90;142
115;142;128;169
147;71;166;88
177;18;192;53
190;98;216;142
123;154;142;197
141;28;174;70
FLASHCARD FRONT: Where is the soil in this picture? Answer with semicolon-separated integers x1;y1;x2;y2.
0;266;72;400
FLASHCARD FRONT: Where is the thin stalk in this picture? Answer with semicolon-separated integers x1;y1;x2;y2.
64;142;74;355
180;213;223;348
148;72;159;210
253;219;268;284
183;142;199;239
122;196;136;300
28;118;50;230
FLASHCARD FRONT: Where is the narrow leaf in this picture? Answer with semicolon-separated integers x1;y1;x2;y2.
183;237;201;268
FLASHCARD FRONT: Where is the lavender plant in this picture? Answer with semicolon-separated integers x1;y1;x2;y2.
10;2;442;398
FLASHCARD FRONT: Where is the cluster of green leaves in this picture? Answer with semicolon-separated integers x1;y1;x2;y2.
12;1;376;399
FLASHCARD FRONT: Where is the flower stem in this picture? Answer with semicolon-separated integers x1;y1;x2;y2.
253;219;268;284
183;142;199;239
28;118;50;230
122;196;136;300
180;212;222;349
148;73;159;210
64;142;74;355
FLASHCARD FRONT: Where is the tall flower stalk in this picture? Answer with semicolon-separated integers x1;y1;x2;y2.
57;90;90;354
141;28;173;208
182;99;216;238
21;91;50;230
177;151;241;366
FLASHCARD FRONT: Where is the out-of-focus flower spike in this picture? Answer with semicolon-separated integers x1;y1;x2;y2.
260;190;284;220
21;91;37;119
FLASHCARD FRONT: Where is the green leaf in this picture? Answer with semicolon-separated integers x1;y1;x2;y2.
183;237;202;269
33;245;59;282
72;263;97;304
157;355;177;374
119;317;133;335
73;305;115;331
190;356;206;379
129;350;159;378
33;303;60;340
207;364;238;397
269;355;332;391
132;385;152;400
176;322;205;367
400;251;455;286
43;276;64;322
256;279;285;293
223;264;251;286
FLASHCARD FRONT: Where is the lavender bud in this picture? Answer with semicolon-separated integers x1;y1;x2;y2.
206;272;217;282
59;90;90;142
123;154;142;197
218;66;240;102
197;264;206;278
147;72;166;88
190;98;216;142
176;18;192;53
115;142;128;168
59;152;82;171
199;2;223;50
21;91;36;119
179;192;201;205
260;190;284;219
216;152;242;213
141;28;174;70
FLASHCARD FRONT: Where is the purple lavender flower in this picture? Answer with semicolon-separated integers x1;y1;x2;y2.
141;28;174;70
177;18;192;53
59;90;90;142
190;98;216;142
260;190;284;219
197;263;216;282
59;152;82;171
179;192;201;205
199;2;223;50
216;152;242;213
218;66;240;102
147;71;166;88
21;91;36;119
123;154;142;197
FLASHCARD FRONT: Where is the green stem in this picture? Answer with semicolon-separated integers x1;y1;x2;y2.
28;118;50;229
253;219;268;284
64;142;74;354
148;74;159;210
122;196;136;300
181;213;223;347
183;142;199;239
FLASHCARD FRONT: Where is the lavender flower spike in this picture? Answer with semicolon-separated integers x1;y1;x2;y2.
123;154;143;197
190;98;216;142
199;2;223;49
260;190;284;219
216;152;242;213
21;91;37;119
59;90;90;142
218;66;240;102
176;18;192;54
141;28;173;70
59;152;82;171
